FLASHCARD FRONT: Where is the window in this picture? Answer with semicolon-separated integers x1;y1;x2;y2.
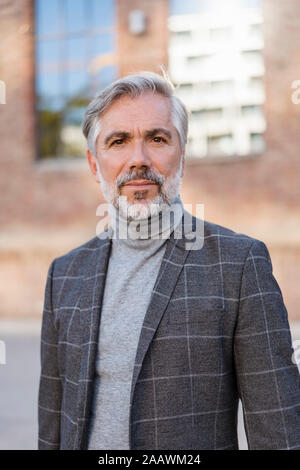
242;50;264;67
178;82;194;90
35;0;117;159
191;108;223;120
249;23;263;41
168;0;265;160
249;76;264;92
250;132;265;153
210;80;234;95
191;110;205;119
207;134;234;156
241;104;263;117
173;30;192;38
186;55;211;66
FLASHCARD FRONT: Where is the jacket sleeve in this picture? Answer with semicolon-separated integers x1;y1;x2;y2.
233;239;300;449
38;259;62;449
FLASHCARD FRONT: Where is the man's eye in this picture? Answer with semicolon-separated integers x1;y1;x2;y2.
153;136;166;143
112;139;124;146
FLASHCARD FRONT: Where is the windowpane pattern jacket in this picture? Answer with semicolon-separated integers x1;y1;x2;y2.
38;211;300;449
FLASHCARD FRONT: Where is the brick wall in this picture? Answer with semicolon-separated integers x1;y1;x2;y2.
0;0;299;321
116;0;169;76
0;0;105;317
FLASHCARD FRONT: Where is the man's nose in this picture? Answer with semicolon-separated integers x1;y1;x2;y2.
126;141;151;170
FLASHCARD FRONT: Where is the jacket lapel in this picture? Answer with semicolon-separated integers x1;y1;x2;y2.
128;210;197;445
75;230;112;449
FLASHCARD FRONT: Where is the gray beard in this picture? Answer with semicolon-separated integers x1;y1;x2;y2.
97;159;183;221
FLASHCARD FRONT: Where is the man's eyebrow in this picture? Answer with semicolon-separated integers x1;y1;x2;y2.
103;128;172;146
144;128;172;139
104;131;131;146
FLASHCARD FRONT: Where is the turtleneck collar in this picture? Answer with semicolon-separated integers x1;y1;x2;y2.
107;195;184;249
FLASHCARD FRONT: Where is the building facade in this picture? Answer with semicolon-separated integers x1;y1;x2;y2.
0;0;300;322
169;6;266;158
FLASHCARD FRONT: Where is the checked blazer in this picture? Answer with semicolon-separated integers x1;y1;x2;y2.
38;209;300;450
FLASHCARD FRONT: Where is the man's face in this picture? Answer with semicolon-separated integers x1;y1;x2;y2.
87;91;185;220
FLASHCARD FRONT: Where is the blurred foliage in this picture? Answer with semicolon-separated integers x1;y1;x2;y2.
37;94;90;159
38;108;63;159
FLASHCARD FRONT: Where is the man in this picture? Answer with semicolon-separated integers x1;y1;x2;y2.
38;71;300;450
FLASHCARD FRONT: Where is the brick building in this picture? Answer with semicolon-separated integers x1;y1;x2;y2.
0;0;299;321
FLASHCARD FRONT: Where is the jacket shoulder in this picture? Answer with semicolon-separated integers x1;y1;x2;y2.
50;231;110;275
204;218;253;241
199;217;267;260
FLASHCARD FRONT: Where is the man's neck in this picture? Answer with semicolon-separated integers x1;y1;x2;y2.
108;195;184;244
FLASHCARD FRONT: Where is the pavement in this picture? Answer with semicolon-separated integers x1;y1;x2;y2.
0;319;299;450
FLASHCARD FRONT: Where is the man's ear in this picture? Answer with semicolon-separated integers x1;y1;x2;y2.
87;149;100;182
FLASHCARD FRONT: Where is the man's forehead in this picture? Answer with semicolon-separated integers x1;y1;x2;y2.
98;92;177;138
101;91;172;121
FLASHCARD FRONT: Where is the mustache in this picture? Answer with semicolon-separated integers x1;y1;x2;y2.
117;169;165;188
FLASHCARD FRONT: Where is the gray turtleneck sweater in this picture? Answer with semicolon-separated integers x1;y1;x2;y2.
87;196;184;450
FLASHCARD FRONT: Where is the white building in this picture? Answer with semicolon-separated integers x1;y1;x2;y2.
168;6;266;159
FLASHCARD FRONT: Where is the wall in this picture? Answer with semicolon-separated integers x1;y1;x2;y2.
0;0;299;321
116;0;169;76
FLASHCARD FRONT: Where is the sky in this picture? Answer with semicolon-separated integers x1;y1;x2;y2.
170;0;261;15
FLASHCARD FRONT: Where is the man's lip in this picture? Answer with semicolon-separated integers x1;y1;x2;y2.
124;180;158;186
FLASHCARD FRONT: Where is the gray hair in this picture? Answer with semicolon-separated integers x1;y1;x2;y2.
81;71;188;156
